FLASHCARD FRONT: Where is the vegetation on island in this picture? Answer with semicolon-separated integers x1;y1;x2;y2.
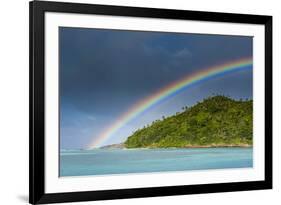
124;96;253;148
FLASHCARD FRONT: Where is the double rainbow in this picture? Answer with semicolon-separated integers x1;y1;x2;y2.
88;57;252;148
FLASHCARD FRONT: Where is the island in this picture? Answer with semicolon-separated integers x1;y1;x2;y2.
102;96;253;149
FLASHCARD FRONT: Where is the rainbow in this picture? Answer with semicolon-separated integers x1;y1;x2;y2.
88;57;252;148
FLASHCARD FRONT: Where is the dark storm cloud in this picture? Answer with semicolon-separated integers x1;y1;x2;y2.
59;27;252;115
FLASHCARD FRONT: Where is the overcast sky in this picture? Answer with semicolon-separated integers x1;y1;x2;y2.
59;27;253;149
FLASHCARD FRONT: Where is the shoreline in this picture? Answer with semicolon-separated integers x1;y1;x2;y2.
62;145;253;152
124;144;253;150
74;144;253;151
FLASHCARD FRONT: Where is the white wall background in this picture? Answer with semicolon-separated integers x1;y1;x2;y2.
0;0;279;204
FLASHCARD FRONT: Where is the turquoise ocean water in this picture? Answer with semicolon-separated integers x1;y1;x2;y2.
60;147;253;177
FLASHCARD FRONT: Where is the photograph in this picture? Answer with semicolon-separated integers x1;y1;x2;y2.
59;27;253;177
0;0;277;203
29;1;272;204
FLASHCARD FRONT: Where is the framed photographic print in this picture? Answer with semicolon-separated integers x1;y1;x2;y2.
29;1;272;204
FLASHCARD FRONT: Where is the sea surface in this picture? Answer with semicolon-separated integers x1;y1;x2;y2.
60;147;253;177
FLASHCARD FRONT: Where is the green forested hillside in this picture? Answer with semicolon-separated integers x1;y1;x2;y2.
124;96;253;148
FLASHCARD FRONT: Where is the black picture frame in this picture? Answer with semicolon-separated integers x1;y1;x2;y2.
29;1;272;204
